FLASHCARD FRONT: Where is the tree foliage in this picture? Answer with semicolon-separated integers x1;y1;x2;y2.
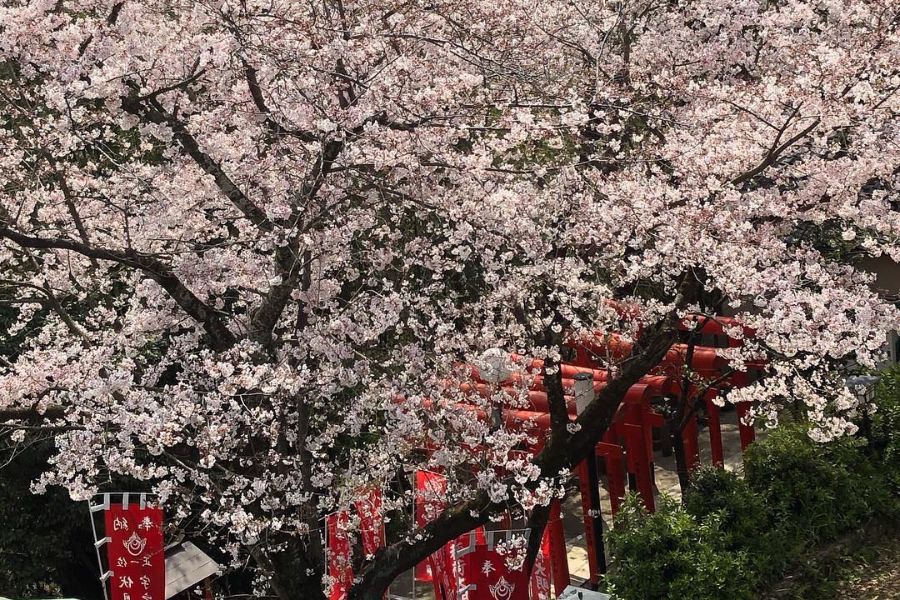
0;1;897;597
608;494;756;600
0;441;100;600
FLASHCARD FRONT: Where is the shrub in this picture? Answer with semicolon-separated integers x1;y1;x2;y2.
606;494;755;600
870;366;900;493
683;467;768;547
743;424;890;546
0;441;101;599
607;386;900;600
683;466;788;583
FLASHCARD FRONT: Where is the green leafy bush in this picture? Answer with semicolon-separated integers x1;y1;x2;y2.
744;424;891;545
683;466;787;583
0;441;101;599
608;413;899;600
606;494;755;600
870;366;900;493
683;467;767;547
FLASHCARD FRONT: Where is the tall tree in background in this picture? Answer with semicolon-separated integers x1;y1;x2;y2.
0;1;897;598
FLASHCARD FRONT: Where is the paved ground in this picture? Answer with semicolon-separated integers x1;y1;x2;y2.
390;409;750;598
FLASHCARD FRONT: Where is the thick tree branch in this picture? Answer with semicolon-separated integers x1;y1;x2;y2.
120;95;274;232
243;63;318;143
544;355;571;437
731;112;821;186
0;224;237;351
0;405;66;421
124;84;427;347
0;274;89;341
349;490;498;600
523;502;551;575
248;139;344;346
77;1;125;57
49;162;99;269
350;277;700;600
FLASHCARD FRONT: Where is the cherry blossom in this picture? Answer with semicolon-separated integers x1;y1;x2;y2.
0;1;897;598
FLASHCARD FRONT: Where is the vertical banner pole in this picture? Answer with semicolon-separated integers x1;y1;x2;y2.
88;493;111;600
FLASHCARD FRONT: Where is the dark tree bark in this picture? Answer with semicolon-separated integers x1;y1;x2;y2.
347;275;700;600
261;539;328;600
670;420;691;493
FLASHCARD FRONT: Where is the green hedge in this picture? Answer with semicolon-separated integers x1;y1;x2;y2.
605;378;900;600
870;366;900;493
744;424;892;544
683;466;788;583
607;494;755;600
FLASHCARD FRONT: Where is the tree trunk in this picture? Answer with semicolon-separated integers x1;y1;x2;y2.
348;276;701;599
671;419;691;494
267;539;327;600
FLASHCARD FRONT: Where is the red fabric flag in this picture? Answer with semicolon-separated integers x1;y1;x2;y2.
528;530;552;600
326;511;354;600
414;471;458;600
356;487;385;557
455;527;487;595
414;470;446;583
104;503;165;600
462;543;530;600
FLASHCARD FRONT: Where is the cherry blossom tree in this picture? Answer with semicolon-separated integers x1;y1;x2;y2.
0;1;897;598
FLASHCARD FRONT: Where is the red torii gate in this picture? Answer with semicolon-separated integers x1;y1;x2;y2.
597;305;764;449
458;367;678;588
411;313;766;595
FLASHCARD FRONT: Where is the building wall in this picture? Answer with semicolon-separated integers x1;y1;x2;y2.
860;256;900;299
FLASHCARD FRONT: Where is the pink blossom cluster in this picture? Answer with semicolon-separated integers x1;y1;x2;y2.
0;0;897;594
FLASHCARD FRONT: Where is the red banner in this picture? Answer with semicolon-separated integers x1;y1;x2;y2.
415;471;447;527
355;487;385;556
529;530;552;600
326;511;353;600
462;543;530;600
455;527;486;593
414;471;457;600
104;503;164;600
